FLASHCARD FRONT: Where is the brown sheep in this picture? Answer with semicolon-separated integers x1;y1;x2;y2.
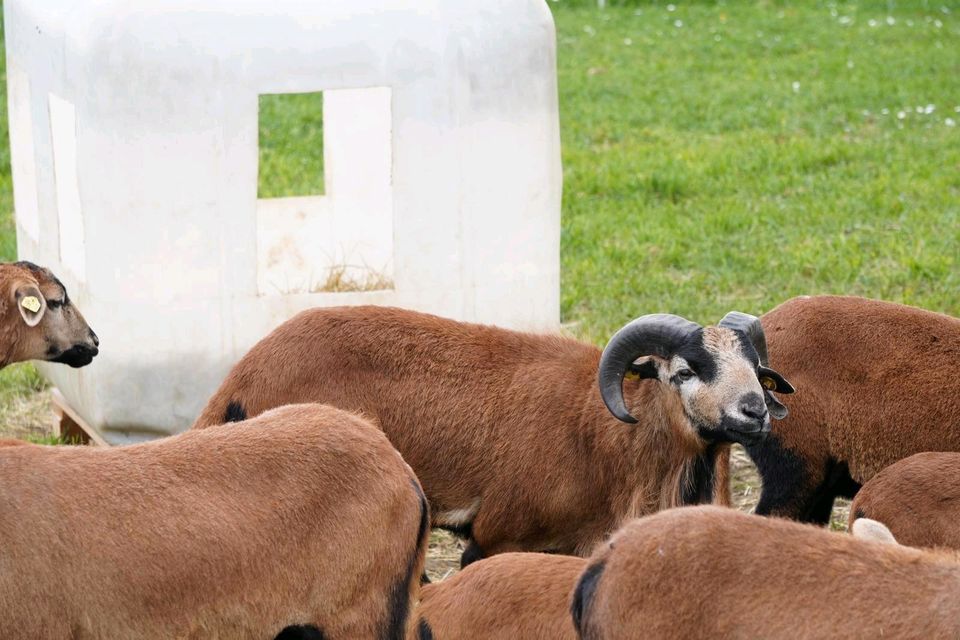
750;295;960;523
193;305;793;566
0;260;98;367
412;553;584;640
0;403;429;640
572;506;960;640
849;451;960;550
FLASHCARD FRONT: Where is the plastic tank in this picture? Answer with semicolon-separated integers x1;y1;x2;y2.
4;0;561;443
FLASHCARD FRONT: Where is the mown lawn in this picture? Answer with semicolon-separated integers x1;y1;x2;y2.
553;1;958;342
0;1;956;402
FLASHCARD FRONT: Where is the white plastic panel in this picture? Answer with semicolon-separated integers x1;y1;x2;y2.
257;86;393;295
8;0;560;442
48;93;85;281
8;66;40;242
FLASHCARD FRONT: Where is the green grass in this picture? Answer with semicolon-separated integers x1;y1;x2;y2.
0;1;957;354
258;92;325;198
0;9;42;399
553;1;959;341
0;8;16;261
0;363;47;406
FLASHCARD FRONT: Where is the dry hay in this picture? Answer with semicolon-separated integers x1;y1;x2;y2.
0;389;57;442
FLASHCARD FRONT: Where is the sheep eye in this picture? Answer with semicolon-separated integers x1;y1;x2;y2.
677;368;696;382
47;300;62;310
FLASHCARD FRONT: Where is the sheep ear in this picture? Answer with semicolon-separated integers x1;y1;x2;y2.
758;366;794;394
764;390;789;420
852;518;899;545
624;357;659;381
15;283;46;328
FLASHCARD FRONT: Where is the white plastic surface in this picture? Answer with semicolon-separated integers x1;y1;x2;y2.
5;0;562;443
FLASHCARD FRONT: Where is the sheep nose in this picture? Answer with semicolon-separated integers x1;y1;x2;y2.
739;394;768;422
89;330;100;348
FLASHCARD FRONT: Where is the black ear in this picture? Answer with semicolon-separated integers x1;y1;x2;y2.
764;390;789;420
758;366;795;394
625;358;659;381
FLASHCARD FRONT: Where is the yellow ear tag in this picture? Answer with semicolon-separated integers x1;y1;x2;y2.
21;296;41;313
760;376;777;391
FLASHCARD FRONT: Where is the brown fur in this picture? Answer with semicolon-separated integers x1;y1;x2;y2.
193;306;748;560
0;403;428;639
710;443;731;507
412;553;584;640
0;261;98;367
576;506;960;640
850;452;960;550
755;295;960;521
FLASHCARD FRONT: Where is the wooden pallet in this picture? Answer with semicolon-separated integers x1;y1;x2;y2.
50;389;108;447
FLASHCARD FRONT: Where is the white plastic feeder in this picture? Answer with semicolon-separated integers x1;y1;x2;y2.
5;0;561;443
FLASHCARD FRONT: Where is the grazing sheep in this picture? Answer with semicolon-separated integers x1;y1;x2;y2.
0;403;429;640
194;305;792;566
0;260;99;368
572;506;960;640
751;295;960;523
412;553;584;640
849;451;960;550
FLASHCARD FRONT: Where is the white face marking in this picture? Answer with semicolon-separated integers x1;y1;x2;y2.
434;498;481;528
661;328;767;430
664;355;701;391
704;328;767;425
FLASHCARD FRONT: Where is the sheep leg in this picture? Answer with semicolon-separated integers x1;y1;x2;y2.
460;539;486;568
460;507;513;567
461;507;539;567
751;436;860;525
800;458;861;523
747;434;826;522
275;624;326;639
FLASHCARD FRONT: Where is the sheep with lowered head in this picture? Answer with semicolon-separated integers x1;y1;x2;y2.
194;305;793;566
411;553;584;640
849;451;960;550
572;506;960;640
750;295;960;523
0;403;429;640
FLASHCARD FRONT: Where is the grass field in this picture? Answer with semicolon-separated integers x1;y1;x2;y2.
1;1;957;346
554;1;958;342
0;0;953;568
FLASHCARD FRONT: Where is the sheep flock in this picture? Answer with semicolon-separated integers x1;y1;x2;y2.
2;260;958;640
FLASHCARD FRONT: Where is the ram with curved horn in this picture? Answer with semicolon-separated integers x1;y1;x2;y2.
194;305;794;566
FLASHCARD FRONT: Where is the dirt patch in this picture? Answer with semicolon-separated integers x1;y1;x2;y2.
0;389;57;442
425;531;466;582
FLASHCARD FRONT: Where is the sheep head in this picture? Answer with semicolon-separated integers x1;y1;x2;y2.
598;311;794;446
5;262;99;368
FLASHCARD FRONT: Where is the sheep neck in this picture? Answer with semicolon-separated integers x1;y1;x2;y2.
582;377;707;527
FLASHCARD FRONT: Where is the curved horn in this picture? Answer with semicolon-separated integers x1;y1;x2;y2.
598;314;701;424
718;311;770;365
